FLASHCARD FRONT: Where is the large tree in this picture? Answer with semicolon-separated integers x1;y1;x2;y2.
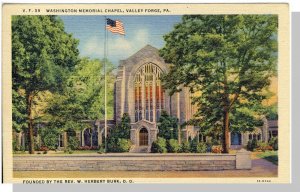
160;15;277;153
45;58;115;133
12;16;80;154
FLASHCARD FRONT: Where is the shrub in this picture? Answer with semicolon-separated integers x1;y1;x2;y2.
117;113;131;139
39;146;48;154
166;139;180;153
40;127;60;150
190;139;198;153
251;139;258;151
265;145;274;151
77;146;99;150
256;141;266;151
246;140;252;151
77;146;91;150
180;141;191;153
269;137;278;151
212;138;221;145
211;145;222;153
107;137;132;153
39;146;49;152
98;144;105;154
151;137;167;153
196;142;207;153
43;133;58;150
64;147;73;154
34;136;41;151
257;141;273;152
107;137;118;152
109;113;131;141
68;137;80;150
256;141;268;152
157;111;178;140
91;146;99;150
13;140;21;152
247;139;258;151
116;138;132;152
20;145;25;152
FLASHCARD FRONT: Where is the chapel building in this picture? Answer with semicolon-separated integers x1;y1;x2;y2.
114;45;198;150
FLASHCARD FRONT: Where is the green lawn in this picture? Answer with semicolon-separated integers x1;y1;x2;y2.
256;151;278;165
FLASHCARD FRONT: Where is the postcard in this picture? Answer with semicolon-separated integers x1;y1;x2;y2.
2;3;290;183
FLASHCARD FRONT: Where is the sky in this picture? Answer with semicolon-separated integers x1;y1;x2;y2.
60;15;182;66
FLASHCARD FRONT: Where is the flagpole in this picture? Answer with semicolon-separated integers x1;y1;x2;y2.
104;16;108;153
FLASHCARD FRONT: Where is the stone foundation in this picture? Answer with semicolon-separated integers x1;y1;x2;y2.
13;151;251;171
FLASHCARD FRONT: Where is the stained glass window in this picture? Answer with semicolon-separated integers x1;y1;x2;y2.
134;63;164;122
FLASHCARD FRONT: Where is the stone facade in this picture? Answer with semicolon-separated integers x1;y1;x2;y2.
114;45;197;148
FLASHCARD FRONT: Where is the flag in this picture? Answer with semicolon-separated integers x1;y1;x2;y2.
106;18;125;35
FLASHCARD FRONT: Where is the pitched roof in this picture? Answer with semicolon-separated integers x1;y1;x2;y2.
131;44;159;55
120;44;164;65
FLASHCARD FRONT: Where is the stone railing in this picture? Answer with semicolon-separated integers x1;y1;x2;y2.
13;149;251;171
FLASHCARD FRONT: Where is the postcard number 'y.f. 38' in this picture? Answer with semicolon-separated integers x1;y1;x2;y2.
22;9;41;13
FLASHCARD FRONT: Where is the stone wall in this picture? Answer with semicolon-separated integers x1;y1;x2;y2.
13;151;251;171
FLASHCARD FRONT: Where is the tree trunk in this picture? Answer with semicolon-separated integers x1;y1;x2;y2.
63;132;68;148
222;110;230;153
26;93;34;154
177;124;181;144
222;61;230;153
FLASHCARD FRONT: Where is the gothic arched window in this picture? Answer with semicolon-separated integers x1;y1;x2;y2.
134;63;164;122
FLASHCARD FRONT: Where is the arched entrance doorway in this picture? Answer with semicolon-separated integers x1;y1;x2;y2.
139;128;148;146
